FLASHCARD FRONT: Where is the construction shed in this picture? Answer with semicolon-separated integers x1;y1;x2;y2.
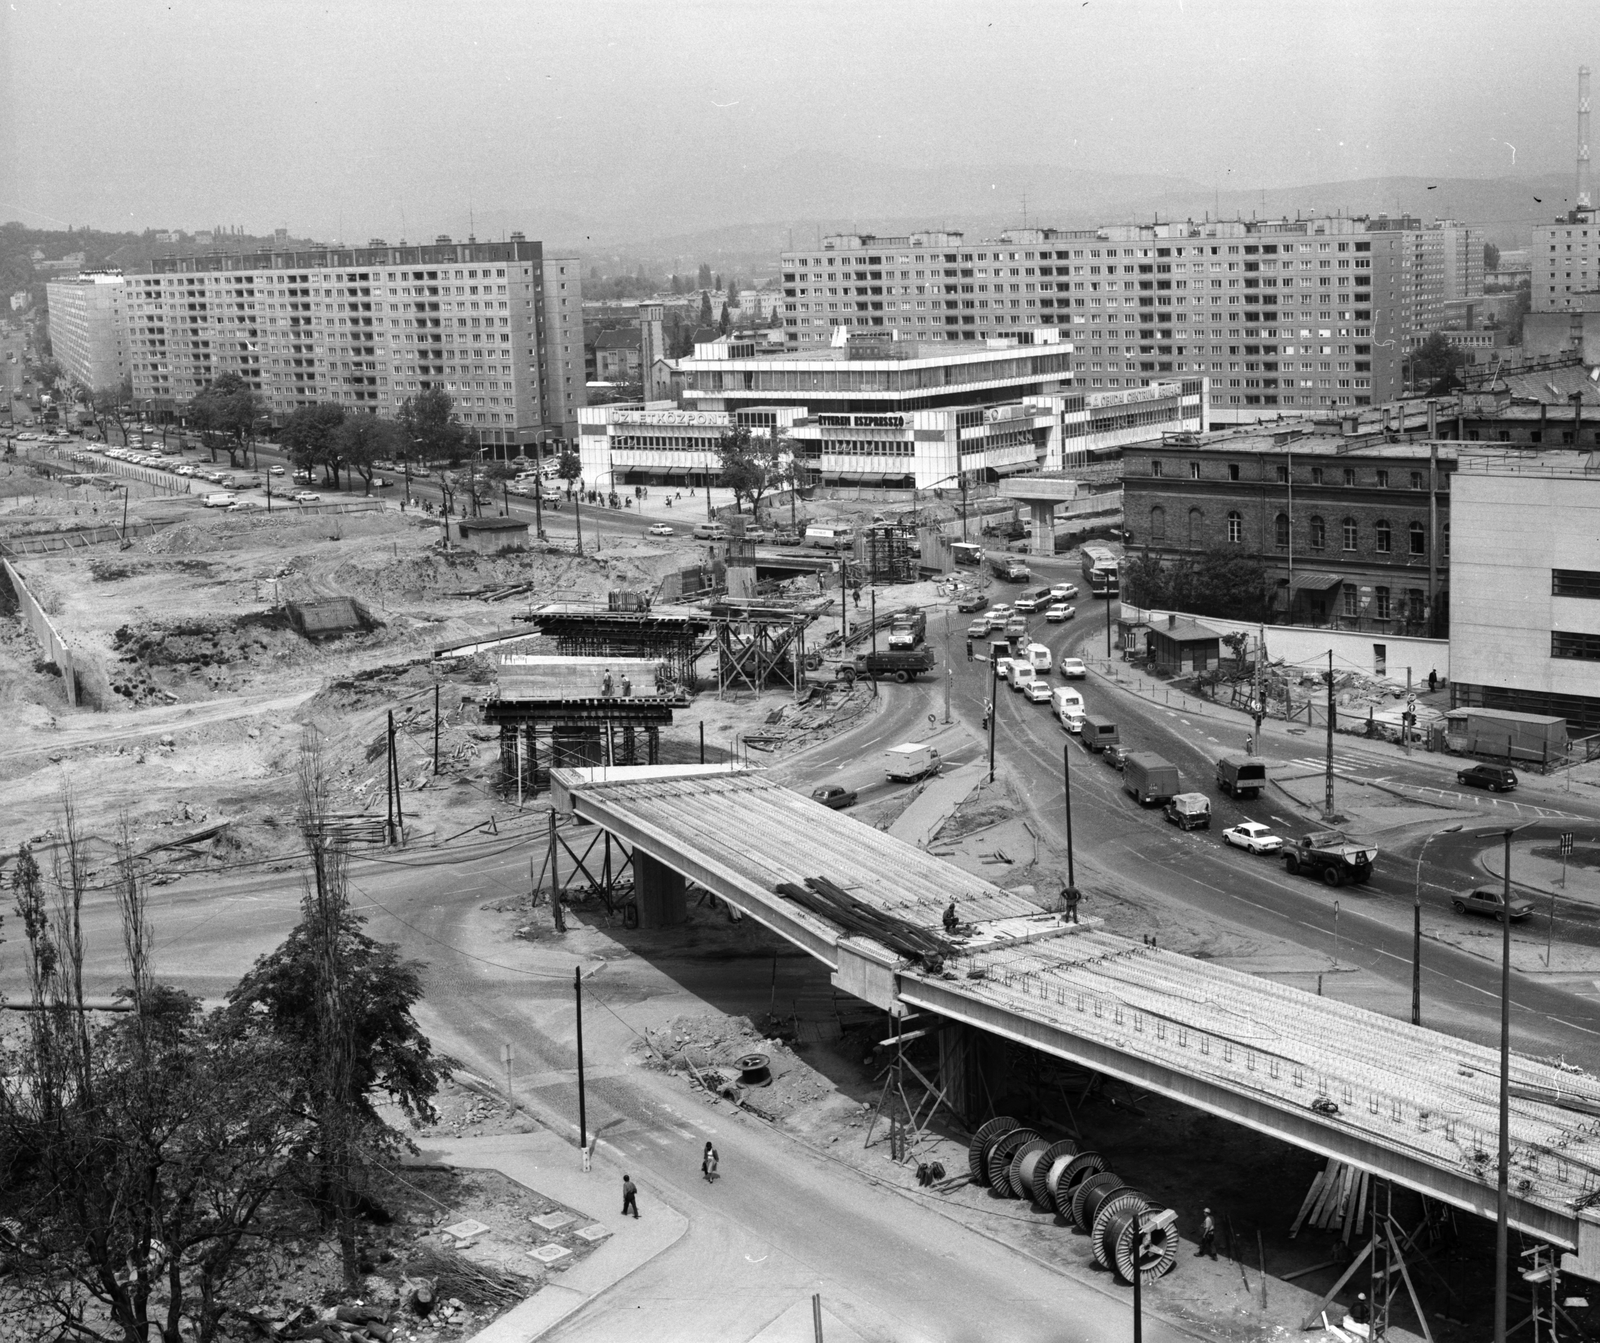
285;597;379;641
1444;706;1569;764
457;515;530;553
1144;614;1223;674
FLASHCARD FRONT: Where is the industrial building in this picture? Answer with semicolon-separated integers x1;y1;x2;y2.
1532;67;1598;313
120;235;585;450
578;330;1206;490
1450;449;1600;734
44;271;129;391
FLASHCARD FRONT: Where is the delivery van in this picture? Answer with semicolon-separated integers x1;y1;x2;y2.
1079;714;1120;753
884;742;942;782
805;524;856;550
1025;642;1053;673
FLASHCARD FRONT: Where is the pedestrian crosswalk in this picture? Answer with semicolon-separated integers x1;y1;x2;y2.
1284;754;1372;776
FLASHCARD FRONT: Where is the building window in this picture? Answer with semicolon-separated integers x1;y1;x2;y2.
1188;507;1203;547
1274;512;1290;548
1553;568;1600;598
1410;471;1423;489
1227;463;1240;480
1150;505;1167;543
1409;521;1426;555
1343;468;1356;486
1227;511;1243;544
1311;467;1324;485
1553;629;1600;661
1343;585;1359;617
1374;519;1391;553
1309;515;1326;549
1150;459;1163;477
1189;460;1200;479
1376;470;1389;488
1341;517;1358;550
1407;589;1426;622
1374;586;1391;620
1275;465;1288;483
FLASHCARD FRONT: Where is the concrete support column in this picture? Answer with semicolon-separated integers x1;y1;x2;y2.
1029;500;1054;557
940;1021;1005;1125
635;851;687;928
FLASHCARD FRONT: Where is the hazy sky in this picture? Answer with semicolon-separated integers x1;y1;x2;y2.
3;0;1596;246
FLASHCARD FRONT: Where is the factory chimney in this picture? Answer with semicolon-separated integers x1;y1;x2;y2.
1580;65;1593;214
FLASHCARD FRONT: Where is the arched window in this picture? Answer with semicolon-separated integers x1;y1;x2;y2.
1374;519;1392;554
1227;510;1243;544
1187;507;1203;547
1409;521;1426;555
1341;517;1358;551
1309;515;1326;550
1149;505;1167;543
1274;512;1290;548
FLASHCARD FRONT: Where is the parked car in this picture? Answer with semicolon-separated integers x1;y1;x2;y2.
1458;764;1518;793
648;523;674;536
1222;821;1284;855
1058;657;1088;679
956;592;989;613
269;464;286;475
1045;602;1076;623
810;785;858;810
292;490;322;503
1453;888;1535;921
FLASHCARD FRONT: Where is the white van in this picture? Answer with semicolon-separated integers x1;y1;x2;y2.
692;522;728;540
1052;686;1086;731
1007;661;1036;691
202;492;238;508
805;524;856;551
1025;642;1053;673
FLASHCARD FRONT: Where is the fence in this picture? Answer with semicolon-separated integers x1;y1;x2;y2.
0;521;163;556
1;559;78;706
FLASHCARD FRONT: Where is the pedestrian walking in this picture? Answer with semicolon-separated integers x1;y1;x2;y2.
701;1141;719;1182
1427;668;1438;693
621;1174;640;1218
1196;1207;1216;1259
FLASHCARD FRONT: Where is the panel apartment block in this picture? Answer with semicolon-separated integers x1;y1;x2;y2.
45;271;128;390
123;235;584;448
1532;210;1600;311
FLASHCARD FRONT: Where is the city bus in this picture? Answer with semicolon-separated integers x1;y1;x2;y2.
1080;543;1120;598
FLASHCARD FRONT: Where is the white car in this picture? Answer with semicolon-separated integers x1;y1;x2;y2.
1050;582;1080;601
269;464;286;475
292;490;322;503
1058;657;1088;679
648;523;674;536
1222;822;1285;855
992;655;1015;682
1045;602;1076;622
1022;679;1053;703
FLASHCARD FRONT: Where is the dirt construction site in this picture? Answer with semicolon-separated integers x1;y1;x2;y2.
0;474;761;864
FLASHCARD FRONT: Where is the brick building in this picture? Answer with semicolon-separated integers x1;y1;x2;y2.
1122;420;1457;636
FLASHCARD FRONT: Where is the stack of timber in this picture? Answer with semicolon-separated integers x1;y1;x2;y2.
1289;1159;1371;1244
775;876;954;964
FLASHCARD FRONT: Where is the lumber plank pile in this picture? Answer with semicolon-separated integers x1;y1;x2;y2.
1290;1159;1370;1243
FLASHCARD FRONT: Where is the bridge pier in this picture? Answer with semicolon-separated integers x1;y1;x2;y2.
635;851;687;928
1025;500;1055;557
940;1022;1008;1128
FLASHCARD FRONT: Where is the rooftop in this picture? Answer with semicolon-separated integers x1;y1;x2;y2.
1456;448;1600;478
1159;422;1463;461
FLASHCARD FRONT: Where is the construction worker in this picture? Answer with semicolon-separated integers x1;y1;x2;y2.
1061;884;1083;924
620;673;632;698
601;668;614;697
1195;1207;1216;1259
942;901;959;934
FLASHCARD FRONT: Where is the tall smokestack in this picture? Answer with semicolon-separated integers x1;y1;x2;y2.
1580;65;1593;213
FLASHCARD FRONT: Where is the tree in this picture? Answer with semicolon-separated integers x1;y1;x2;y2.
1411;331;1467;390
670;273;683;295
280;401;346;484
94;375;134;446
332;413;402;494
715;426;783;515
697;262;712;289
718;301;731;336
726;276;738;306
188;372;263;469
398;387;466;467
1;809;309;1343
698;290;714;328
556;444;582;494
1505;278;1532;344
1123;548;1269;623
1484;241;1500;272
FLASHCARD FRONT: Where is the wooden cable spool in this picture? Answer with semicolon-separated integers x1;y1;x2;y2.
967;1116;1020;1187
1105;1201;1180;1286
1028;1139;1079;1209
1048;1151;1107;1220
985;1128;1041;1194
1070;1171;1127;1232
1007;1138;1053;1201
1092;1189;1148;1268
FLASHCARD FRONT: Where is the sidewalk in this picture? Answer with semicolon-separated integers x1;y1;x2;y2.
1480;839;1600;904
427;1131;688;1343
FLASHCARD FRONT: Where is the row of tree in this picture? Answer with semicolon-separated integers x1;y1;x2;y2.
0;740;443;1343
1121;548;1272;622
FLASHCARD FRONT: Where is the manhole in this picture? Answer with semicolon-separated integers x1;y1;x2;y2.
574;1224;611;1243
529;1211;575;1231
441;1218;490;1241
527;1243;571;1264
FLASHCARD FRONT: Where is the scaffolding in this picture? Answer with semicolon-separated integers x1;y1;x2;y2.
707;599;826;694
483;701;672;798
864;522;919;585
513;609;712;690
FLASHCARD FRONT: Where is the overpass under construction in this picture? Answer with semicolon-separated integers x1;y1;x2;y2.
550;763;1600;1280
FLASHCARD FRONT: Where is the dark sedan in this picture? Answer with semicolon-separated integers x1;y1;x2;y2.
956;592;989;613
811;785;858;810
1452;888;1536;921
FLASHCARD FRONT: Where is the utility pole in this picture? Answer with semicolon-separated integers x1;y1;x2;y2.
1062;742;1075;889
575;965;589;1171
942;612;952;725
385;710;397;845
1105;584;1113;659
1324;650;1336;821
1495;826;1514;1343
1250;620;1265;754
987;647;999;783
1404;667;1413;755
573;491;583;556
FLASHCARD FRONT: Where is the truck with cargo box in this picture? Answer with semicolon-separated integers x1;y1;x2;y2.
887;611;927;650
1216;755;1268;799
1163;792;1212;830
1444;708;1567;766
884;742;942;782
1080;714;1120;753
837;647;935;683
1123;752;1180;805
1284;830;1377;886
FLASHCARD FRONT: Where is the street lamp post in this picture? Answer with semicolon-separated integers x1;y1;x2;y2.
1411;823;1462;1025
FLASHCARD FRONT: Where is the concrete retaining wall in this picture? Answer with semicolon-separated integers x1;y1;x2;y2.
2;559;78;706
